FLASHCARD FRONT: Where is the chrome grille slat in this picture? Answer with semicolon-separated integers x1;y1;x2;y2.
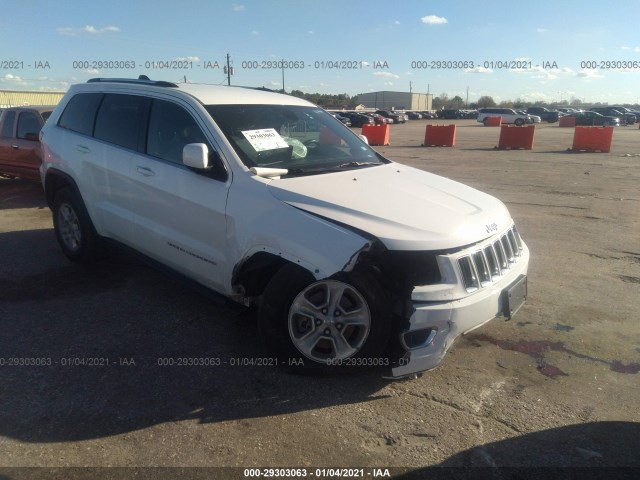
484;245;500;278
457;225;523;292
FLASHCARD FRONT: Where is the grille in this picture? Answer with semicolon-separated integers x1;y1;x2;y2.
458;225;524;292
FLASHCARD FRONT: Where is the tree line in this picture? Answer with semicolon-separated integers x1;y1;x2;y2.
285;89;637;110
431;93;638;110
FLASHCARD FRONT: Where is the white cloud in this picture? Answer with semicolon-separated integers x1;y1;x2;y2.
177;56;200;62
421;15;448;25
251;30;259;36
57;27;75;36
232;3;246;11
1;74;28;85
373;71;400;79
536;28;547;33
576;69;605;79
57;25;120;36
384;81;394;86
394;20;400;25
621;46;631;50
268;81;281;87
308;30;314;34
85;69;100;75
465;67;492;74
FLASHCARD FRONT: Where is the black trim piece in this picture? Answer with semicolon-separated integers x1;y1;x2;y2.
43;168;82;208
87;77;178;88
101;237;244;312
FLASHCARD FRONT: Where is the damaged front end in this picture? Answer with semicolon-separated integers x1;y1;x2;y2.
353;224;530;379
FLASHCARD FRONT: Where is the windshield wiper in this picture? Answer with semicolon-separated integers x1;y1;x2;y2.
336;161;379;168
282;162;380;178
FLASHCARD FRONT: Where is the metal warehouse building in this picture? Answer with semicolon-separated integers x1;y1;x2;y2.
0;90;65;108
355;91;433;111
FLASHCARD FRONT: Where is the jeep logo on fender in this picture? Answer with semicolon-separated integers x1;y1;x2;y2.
486;222;498;233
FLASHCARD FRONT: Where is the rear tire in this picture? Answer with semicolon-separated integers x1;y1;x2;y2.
52;188;102;263
258;264;392;373
515;118;525;126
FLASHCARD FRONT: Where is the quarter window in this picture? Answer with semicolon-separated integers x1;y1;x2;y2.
58;93;103;136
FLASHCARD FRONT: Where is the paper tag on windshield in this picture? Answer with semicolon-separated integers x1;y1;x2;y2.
241;128;289;152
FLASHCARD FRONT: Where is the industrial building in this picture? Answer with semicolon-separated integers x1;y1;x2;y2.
0;90;65;108
355;91;433;111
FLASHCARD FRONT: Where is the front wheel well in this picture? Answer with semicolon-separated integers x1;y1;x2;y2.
232;252;294;297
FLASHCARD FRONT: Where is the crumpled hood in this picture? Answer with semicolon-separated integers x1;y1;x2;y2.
267;163;512;250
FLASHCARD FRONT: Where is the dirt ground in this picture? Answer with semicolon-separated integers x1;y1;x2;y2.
0;120;638;478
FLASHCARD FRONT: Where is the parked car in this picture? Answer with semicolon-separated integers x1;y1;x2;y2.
0;105;54;181
460;109;479;119
40;76;529;379
406;112;422;120
589;107;635;125
567;111;620;126
557;107;582;114
332;113;352;127
525;107;559;123
375;110;405;124
363;113;388;125
609;106;639;124
515;111;542;123
438;109;464;119
340;112;374;127
477;108;537;126
420;111;437;119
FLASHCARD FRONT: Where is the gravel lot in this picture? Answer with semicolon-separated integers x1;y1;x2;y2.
1;120;639;478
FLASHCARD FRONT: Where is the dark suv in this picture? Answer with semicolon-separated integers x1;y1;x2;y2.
590;107;636;125
375;110;404;124
525;107;559;123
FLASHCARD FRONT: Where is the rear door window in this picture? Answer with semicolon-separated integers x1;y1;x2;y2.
17;111;42;140
94;94;151;151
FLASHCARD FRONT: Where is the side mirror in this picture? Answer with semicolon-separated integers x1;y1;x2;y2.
183;143;209;169
359;134;369;145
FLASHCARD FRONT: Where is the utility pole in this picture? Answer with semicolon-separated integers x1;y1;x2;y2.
409;81;412;93
466;86;469;108
282;61;285;94
226;53;231;86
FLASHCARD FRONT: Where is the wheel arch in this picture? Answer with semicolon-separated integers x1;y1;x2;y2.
44;168;82;209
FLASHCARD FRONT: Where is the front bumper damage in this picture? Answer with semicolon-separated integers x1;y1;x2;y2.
387;240;530;379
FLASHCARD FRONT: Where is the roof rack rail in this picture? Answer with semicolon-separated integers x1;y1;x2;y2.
87;76;178;88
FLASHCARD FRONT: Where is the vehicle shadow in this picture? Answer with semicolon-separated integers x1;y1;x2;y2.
0;229;391;443
393;421;640;479
0;178;47;210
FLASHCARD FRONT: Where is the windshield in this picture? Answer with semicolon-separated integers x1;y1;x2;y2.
205;104;387;176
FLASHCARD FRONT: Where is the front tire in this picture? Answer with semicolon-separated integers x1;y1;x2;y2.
52;188;102;263
258;264;392;372
515;118;525;126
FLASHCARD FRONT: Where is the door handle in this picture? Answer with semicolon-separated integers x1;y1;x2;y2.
136;166;155;177
12;145;19;149
75;145;91;154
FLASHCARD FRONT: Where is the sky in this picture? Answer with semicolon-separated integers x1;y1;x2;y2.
1;0;640;104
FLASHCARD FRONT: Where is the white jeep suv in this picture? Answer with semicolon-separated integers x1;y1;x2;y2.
40;77;529;378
